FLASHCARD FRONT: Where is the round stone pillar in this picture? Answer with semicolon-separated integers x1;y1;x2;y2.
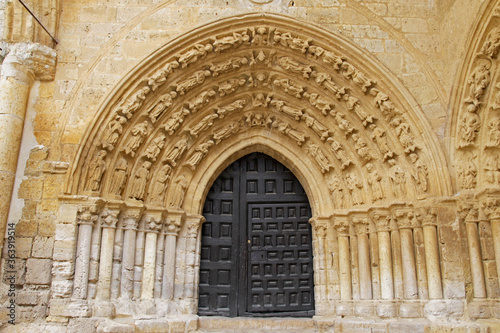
0;43;56;252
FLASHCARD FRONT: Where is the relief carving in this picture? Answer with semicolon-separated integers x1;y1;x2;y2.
252;93;272;108
251;27;269;46
187;114;219;138
391;117;418;154
276;122;308;146
322;50;345;70
176;70;211;95
177;43;213;68
370;124;395;161
147;61;179;91
302;113;330;141
169;174;188;209
304;92;333;116
187;89;216;113
123;121;150;157
314;72;346;99
341;62;376;93
371;88;400;119
352;133;373;163
212;31;250;53
273;30;311;53
486;116;500;147
305;143;333;173
457;153;478;189
218;77;247;96
163;137;189;167
184;140;215;170
273;78;304;98
216;99;248;118
149;163;172;205
465;61;491;106
129;161;152;201
484;152;500;185
326;137;352;169
147;91;177;124
162;107;190;135
210;57;249;76
102;115;127;151
409;153;429;196
85;150;107;192
457;104;481;148
122;86;151;119
276;56;313;78
144;133;166;162
108;157;128;196
480;27;500;58
270;99;303;120
345;173;364;206
328;174;346;209
331;111;355;137
345;95;375;126
366;163;385;202
213;120;242;144
387;158;406;197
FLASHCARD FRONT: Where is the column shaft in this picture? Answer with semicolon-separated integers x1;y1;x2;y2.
491;219;500;281
141;232;158;299
338;236;352;300
162;233;177;299
423;225;443;299
466;222;487;298
378;231;393;299
96;227;115;300
73;224;93;299
358;233;372;300
400;228;418;299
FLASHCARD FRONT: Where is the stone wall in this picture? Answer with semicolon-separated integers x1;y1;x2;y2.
0;1;499;332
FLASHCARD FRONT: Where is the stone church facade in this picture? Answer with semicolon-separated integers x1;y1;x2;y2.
0;0;499;332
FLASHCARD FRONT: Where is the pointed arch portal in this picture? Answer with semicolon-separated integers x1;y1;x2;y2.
58;13;454;322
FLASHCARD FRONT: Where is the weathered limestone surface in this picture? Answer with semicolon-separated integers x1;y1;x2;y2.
0;0;499;332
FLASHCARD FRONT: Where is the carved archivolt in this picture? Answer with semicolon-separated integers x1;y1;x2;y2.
452;2;500;192
68;14;450;213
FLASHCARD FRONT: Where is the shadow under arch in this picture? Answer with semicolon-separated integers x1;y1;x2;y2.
180;132;334;219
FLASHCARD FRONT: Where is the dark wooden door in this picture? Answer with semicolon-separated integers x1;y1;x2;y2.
198;153;315;317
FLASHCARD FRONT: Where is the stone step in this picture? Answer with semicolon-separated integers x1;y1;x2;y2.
198;316;316;333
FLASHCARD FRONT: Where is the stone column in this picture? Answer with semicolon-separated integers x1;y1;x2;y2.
482;197;500;281
141;210;163;299
134;221;146;299
334;216;351;300
353;217;372;300
0;43;56;252
96;205;121;300
410;211;428;299
184;215;203;312
120;205;143;299
396;209;418;299
460;204;486;298
311;217;329;312
162;210;184;299
154;229;165;298
373;210;393;300
421;208;443;299
390;212;404;299
73;202;101;299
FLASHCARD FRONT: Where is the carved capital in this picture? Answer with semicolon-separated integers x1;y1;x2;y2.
421;207;438;227
333;215;349;237
482;197;500;220
100;209;120;229
311;217;328;239
185;214;204;238
76;200;103;226
3;42;57;81
352;217;369;235
122;206;143;230
458;203;479;224
371;209;391;232
143;210;164;233
165;210;186;235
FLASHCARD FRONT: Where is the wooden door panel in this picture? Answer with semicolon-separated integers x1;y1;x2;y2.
199;153;314;317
